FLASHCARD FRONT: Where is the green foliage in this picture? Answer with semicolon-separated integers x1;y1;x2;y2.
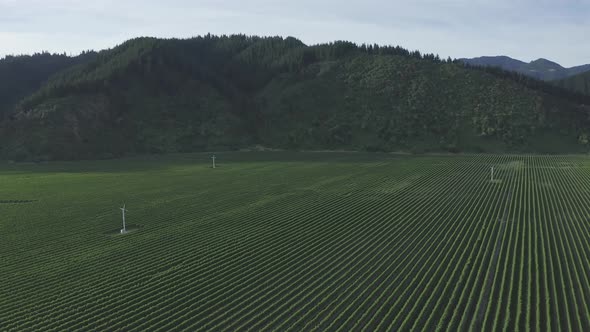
0;51;96;119
1;35;590;160
2;153;590;330
554;71;590;96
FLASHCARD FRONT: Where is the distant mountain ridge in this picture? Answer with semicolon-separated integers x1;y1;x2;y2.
460;56;590;81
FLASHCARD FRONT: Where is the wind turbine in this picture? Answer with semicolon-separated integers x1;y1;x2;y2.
120;204;128;234
211;155;216;169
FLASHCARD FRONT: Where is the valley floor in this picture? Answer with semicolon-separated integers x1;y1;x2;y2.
1;152;589;331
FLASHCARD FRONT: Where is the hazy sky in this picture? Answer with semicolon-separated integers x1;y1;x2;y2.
0;0;588;67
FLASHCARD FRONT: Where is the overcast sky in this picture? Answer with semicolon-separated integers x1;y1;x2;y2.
0;0;588;67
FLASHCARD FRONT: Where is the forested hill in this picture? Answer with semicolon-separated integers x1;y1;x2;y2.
0;52;96;119
554;71;590;96
1;35;590;160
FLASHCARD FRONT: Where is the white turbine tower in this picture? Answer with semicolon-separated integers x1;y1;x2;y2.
120;204;128;234
211;155;216;169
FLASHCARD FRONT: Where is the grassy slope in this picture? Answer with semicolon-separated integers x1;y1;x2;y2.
1;152;590;330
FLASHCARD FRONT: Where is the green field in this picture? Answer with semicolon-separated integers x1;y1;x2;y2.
1;152;590;331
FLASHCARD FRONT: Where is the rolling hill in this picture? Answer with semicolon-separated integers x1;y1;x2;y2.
461;56;590;81
1;35;590;160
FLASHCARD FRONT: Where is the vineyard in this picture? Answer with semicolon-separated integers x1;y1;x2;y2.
1;152;590;331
